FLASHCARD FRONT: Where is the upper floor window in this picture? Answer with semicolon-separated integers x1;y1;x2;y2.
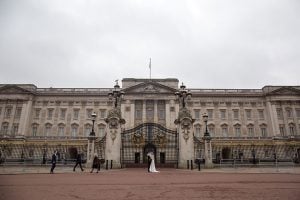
71;124;79;137
245;109;252;120
15;107;22;118
86;109;93;119
157;100;166;120
258;110;264;120
221;124;228;137
12;123;18;136
220;110;226;120
98;124;106;137
60;109;66;120
32;124;38;136
0;107;2;115
194;109;200;119
296;109;300;118
247;124;254;137
85;124;91;137
207;110;213;119
208;124;215;137
234;125;241;137
279;125;285;136
73;109;79;120
5;107;12;118
1;122;9;135
194;124;201;138
100;109;106;119
260;124;267;137
289;123;296;136
47;109;54;120
34;109;41;119
135;100;143;120
233;110;239;120
58;125;65;136
286;108;293;118
277;108;283;119
45;123;52;136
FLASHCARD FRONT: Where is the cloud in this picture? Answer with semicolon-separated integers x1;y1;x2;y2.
0;0;299;88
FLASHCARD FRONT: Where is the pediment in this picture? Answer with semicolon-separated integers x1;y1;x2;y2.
0;85;35;95
267;87;300;96
123;82;177;94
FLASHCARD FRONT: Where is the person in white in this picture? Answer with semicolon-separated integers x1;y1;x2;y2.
147;152;159;173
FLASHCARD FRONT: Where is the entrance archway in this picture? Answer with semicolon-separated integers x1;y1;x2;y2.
68;147;78;159
222;147;231;159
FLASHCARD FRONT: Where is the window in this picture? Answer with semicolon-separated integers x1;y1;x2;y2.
207;110;213;119
73;109;79;120
100;109;106;118
277;108;283;119
221;125;228;137
34;109;41;119
260;125;267;137
12;124;18;136
99;124;106;137
86;109;93;119
258;110;264;120
158;100;165;120
279;125;285;136
5;107;12;118
247;125;254;137
0;107;2;115
233;110;239;120
15;107;22;118
194;124;201;137
208;125;215;136
60;109;66;120
146;100;154;120
85;124;91;136
246;109;252;120
135;100;143;120
286;108;293;118
58;124;64;136
71;125;78;137
1;122;9;135
170;107;175;112
220;110;226;120
45;123;52;136
194;109;200;119
296;109;300;118
234;125;241;137
32;124;38;136
289;123;295;136
47;109;54;120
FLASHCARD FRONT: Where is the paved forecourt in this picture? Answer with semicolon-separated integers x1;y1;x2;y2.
0;168;300;200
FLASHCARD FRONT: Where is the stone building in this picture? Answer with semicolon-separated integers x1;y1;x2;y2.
0;78;299;168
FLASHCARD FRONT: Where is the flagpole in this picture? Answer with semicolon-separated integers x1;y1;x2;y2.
149;58;152;80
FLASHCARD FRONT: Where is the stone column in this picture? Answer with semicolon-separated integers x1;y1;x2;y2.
266;101;279;137
203;137;213;168
86;137;95;168
105;108;125;169
175;108;195;169
19;98;33;136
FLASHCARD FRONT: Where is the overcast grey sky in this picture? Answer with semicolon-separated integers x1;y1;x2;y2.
0;0;299;89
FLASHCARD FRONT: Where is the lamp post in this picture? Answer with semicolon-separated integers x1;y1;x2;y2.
87;112;97;167
175;83;191;108
108;80;124;108
202;113;213;168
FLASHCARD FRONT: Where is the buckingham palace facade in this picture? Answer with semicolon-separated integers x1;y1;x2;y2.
0;78;300;168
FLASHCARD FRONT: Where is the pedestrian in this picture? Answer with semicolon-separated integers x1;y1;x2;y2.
50;150;57;174
90;154;100;173
73;153;84;172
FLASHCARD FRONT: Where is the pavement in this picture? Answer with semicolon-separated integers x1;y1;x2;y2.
1;165;300;174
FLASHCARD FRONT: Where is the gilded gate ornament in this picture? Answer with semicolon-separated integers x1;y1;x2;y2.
132;131;145;147
155;131;167;147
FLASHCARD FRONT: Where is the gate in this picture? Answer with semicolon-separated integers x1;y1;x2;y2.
121;123;178;167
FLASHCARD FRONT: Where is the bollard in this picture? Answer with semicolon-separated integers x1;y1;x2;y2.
106;160;108;170
187;160;189;169
190;160;193;170
110;160;113;169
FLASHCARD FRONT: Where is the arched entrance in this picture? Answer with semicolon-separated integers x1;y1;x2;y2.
143;143;156;163
68;147;78;159
222;147;231;159
121;123;178;167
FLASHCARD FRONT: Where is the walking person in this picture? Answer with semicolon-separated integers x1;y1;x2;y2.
73;153;84;172
50;150;57;174
90;154;100;173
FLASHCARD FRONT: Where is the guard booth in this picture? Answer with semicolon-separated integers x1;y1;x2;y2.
121;123;178;168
